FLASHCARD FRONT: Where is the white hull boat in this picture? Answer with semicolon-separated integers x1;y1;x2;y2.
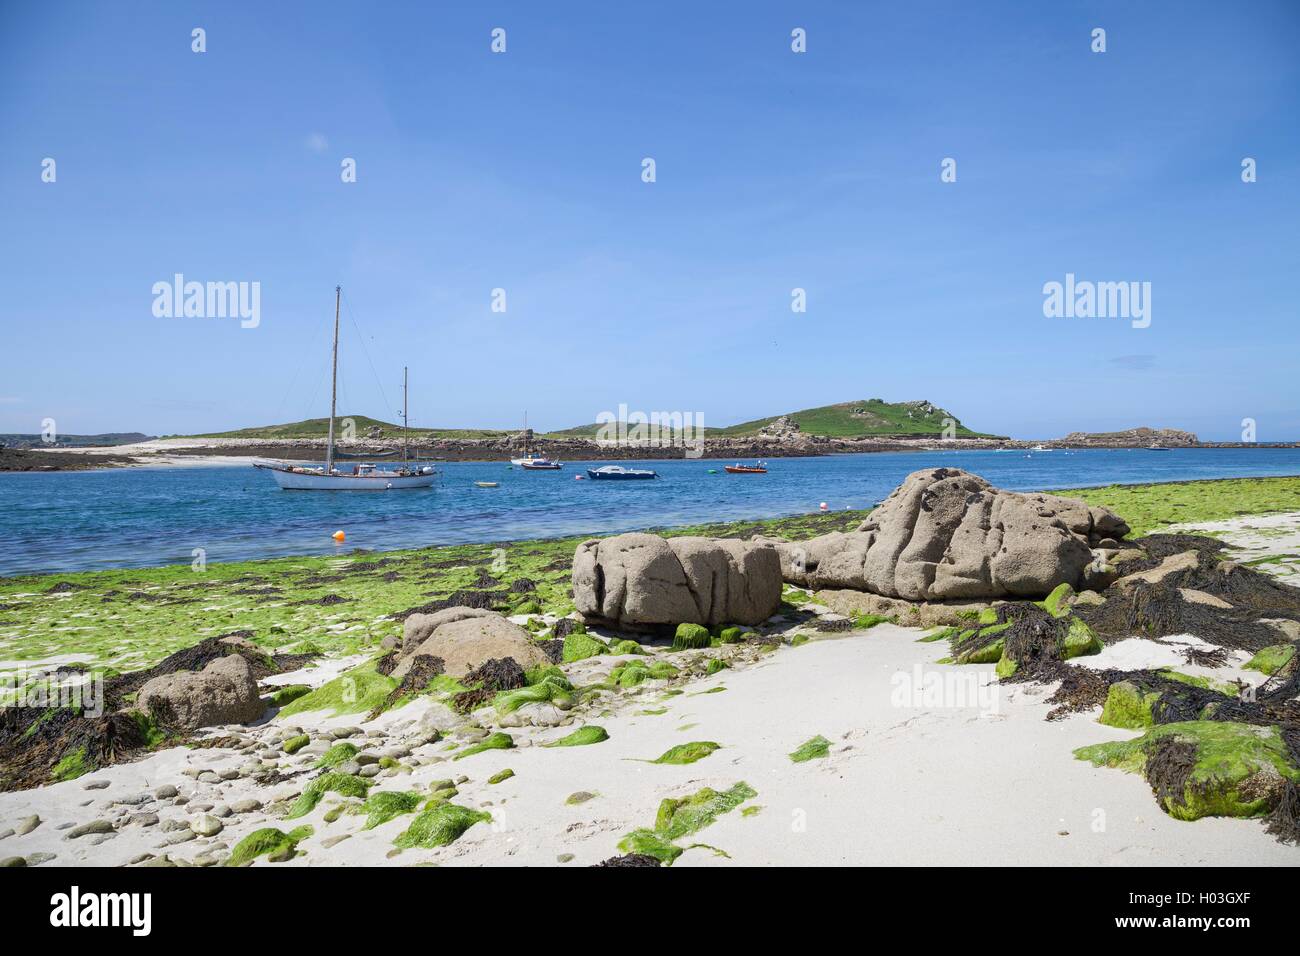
257;288;436;492
257;462;435;490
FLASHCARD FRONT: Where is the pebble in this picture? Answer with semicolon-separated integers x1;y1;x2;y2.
358;764;381;778
331;726;361;739
126;813;160;829
321;834;351;849
26;852;56;866
0;829;12;841
191;852;222;867
354;752;380;766
113;792;150;806
164;830;197;846
15;815;40;836
65;819;115;839
218;769;241;781
211;804;233;819
335;761;361;776
196;771;221;784
160;818;190;833
556;853;575;864
82;779;110;790
0;857;25;868
230;798;262;814
190;815;224;837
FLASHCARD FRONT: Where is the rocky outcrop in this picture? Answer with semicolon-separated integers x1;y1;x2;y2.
137;655;265;730
1060;427;1198;447
762;468;1129;600
395;609;546;679
572;533;783;631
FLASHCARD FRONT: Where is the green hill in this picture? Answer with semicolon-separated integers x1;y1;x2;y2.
713;399;994;438
186;417;509;441
548;399;994;440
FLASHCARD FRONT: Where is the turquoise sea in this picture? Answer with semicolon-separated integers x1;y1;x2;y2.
2;448;1298;576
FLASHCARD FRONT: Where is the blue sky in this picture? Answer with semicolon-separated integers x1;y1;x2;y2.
2;1;1297;440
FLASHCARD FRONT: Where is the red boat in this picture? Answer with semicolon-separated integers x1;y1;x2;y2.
724;463;768;474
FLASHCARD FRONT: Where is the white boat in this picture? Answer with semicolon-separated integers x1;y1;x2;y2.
509;411;561;468
255;288;436;491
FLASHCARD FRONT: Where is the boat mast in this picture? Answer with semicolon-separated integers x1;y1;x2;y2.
325;286;341;474
402;366;409;466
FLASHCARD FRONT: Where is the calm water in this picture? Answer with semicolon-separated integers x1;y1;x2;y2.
2;449;1298;577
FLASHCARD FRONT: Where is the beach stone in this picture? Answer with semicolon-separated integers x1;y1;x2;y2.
358;764;382;778
26;852;56;866
15;815;40;836
126;812;160;829
0;829;13;841
82;779;110;790
137;654;266;730
1;856;26;867
230;798;263;814
394;612;547;679
65;819;115;840
761;468;1129;600
401;607;498;654
572;533;783;630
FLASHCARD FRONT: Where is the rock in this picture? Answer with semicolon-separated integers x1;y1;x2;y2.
813;589;991;628
358;764;382;778
572;533;783;630
26;852;56;866
230;798;263;814
763;468;1129;600
14;815;40;836
196;771;221;784
155;785;179;799
393;612;547;680
1;856;26;867
401;607;498;655
211;804;233;818
82;779;110;790
137;654;266;730
321;834;351;849
1113;551;1200;589
125;813;160;828
0;829;12;841
65;819;115;839
190;815;223;837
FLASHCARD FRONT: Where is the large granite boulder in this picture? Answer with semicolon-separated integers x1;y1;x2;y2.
572;533;782;630
394;609;546;680
763;468;1129;600
137;654;265;730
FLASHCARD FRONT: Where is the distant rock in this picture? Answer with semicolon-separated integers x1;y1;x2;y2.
761;468;1129;600
1060;427;1198;447
137;654;266;730
572;533;783;630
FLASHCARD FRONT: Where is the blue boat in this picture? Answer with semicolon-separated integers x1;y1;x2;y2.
586;465;659;480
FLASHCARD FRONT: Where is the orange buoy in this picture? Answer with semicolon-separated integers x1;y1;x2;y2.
332;530;346;542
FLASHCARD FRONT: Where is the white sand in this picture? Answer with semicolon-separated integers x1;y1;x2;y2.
2;623;1295;868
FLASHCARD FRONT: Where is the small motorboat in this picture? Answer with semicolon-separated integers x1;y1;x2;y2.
724;462;768;474
1146;445;1170;451
586;465;658;480
475;481;500;488
520;458;562;470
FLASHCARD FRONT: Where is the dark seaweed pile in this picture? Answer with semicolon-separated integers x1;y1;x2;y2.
369;653;447;720
452;656;526;713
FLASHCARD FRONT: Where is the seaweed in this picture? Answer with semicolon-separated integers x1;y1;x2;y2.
392;803;491;849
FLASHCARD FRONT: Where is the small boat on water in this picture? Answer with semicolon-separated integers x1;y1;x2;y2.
520;458;562;470
475;481;500;488
586;465;658;480
256;289;436;491
1146;445;1170;451
1031;445;1053;452
724;462;768;474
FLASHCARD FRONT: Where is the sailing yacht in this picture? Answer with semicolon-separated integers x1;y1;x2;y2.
254;288;437;490
510;411;562;469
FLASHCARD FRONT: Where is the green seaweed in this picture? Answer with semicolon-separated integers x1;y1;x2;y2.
285;772;372;818
314;742;359;768
279;665;397;718
789;735;831;763
646;741;720;765
452;731;514;760
543;725;609;747
672;623;712;650
1244;644;1296;676
226;825;313;866
355;790;422;829
393;803;491;849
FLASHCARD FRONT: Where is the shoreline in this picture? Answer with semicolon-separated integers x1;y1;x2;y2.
5;436;1298;473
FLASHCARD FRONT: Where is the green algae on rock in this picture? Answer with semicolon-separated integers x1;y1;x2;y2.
1244;644;1296;676
617;781;759;862
393;802;491;849
1074;720;1300;821
279;665;397;719
562;629;608;663
281;733;310;755
354;790;423;829
647;741;721;765
452;731;514;761
672;623;712;650
226;825;313;866
286;772;372;819
789;735;831;763
488;768;515;784
314;741;359;768
1098;681;1161;729
543;725;609;747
